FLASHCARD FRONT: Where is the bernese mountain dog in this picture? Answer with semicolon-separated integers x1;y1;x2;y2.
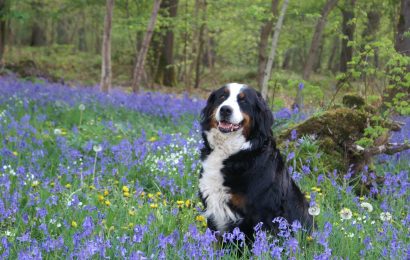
199;83;312;240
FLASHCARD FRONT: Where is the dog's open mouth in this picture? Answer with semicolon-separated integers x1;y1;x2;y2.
218;120;243;133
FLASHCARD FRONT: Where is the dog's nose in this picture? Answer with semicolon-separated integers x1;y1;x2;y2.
220;105;233;118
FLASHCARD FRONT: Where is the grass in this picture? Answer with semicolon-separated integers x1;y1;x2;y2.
0;76;408;259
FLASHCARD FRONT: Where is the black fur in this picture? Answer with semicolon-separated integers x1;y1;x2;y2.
199;85;313;239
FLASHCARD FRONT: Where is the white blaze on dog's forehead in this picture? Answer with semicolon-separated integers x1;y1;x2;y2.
215;83;246;124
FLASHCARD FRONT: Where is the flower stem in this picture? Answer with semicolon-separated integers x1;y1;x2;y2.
79;110;83;126
92;152;98;185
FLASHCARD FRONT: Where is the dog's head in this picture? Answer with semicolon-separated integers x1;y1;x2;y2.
200;83;274;151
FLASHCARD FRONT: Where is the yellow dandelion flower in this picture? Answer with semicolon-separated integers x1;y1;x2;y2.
89;185;96;190
149;136;157;142
128;223;134;229
71;221;78;228
123;191;130;198
156;192;162;197
305;194;311;200
150;203;158;209
307;236;313;242
98;194;104;202
148;193;154;199
105;200;111;206
163;200;167;206
140;191;146;197
50;182;55;187
114;180;119;185
359;196;365;201
104;190;109;196
128;210;136;216
176;200;184;205
65;183;71;189
196;215;205;222
12;151;18;156
122;186;129;193
185;200;191;208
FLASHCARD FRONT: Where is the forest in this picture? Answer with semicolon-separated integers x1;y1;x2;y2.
0;0;409;258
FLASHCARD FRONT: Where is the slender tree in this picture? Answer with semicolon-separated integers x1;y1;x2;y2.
155;0;178;87
100;0;114;93
0;0;8;65
261;0;289;100
395;0;410;69
257;0;279;89
132;0;162;93
30;0;46;46
339;0;356;73
327;35;340;72
384;0;410;104
303;0;338;80
194;0;207;89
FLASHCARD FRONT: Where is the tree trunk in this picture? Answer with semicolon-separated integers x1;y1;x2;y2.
339;0;356;73
56;17;70;45
30;0;46;46
194;0;207;89
261;0;289;100
303;0;338;80
0;0;8;65
361;9;380;68
384;0;410;104
327;35;339;73
78;27;87;51
282;48;292;69
395;0;410;69
313;38;324;72
132;0;162;93
155;0;178;87
100;0;115;93
257;0;280;89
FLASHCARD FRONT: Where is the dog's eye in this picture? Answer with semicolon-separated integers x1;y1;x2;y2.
238;92;246;103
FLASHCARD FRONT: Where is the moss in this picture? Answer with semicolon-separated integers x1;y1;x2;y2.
279;108;367;142
342;94;365;108
277;108;376;173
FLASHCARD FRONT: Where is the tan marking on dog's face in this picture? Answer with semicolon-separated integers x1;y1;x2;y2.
210;109;218;129
241;112;251;138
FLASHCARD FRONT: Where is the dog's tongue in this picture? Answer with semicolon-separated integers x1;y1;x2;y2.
218;121;241;132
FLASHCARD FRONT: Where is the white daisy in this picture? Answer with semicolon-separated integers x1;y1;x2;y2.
308;205;320;216
93;144;102;153
380;212;392;222
360;202;373;212
340;208;353;220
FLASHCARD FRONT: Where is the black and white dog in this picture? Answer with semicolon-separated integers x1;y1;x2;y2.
199;83;312;239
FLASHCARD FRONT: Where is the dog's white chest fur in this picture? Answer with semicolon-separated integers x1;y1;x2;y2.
199;128;250;231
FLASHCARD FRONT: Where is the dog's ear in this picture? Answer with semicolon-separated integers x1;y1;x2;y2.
200;91;216;130
246;90;274;151
255;92;273;138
